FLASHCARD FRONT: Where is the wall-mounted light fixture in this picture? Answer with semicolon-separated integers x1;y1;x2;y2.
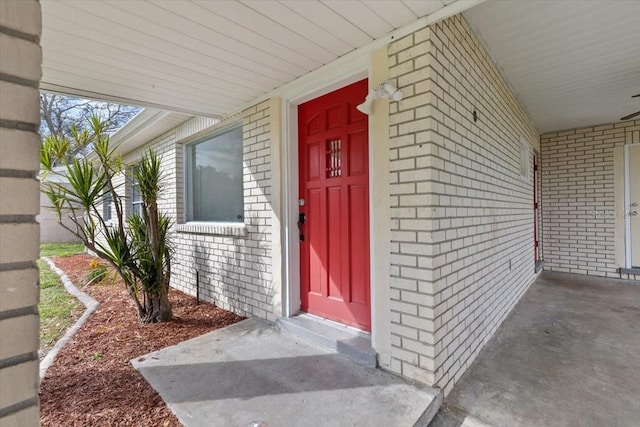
356;80;404;115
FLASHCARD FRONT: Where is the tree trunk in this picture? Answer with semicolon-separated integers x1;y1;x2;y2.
141;284;172;324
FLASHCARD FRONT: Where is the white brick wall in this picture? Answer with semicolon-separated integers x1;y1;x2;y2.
172;101;274;319
541;120;640;280
115;101;277;321
387;15;539;394
0;1;42;424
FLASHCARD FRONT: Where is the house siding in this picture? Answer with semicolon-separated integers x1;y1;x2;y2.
388;15;539;394
541;120;640;280
113;129;180;219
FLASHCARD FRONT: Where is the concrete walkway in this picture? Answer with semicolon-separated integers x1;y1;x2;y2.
133;318;440;427
429;271;640;427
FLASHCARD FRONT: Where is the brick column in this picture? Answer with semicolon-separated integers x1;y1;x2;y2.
0;1;42;425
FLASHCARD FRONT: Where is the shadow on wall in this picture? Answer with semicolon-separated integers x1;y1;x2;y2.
186;229;276;319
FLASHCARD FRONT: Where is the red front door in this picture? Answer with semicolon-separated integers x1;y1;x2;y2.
298;79;371;331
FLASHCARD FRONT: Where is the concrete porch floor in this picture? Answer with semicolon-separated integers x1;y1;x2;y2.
429;271;640;427
133;318;440;427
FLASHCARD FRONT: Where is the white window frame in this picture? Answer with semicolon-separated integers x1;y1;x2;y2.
130;166;143;217
103;187;113;221
183;122;244;225
519;138;530;180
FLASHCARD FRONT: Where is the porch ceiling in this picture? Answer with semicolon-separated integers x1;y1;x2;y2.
464;0;640;134
40;0;458;117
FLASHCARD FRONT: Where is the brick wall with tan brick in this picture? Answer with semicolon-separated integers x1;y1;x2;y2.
387;14;540;394
0;1;42;424
541;120;640;280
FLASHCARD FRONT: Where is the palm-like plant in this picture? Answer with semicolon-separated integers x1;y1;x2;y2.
41;116;173;323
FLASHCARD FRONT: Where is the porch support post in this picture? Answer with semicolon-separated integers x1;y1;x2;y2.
370;46;392;368
0;1;42;425
270;96;284;316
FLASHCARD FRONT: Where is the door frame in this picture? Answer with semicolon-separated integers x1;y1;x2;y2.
623;143;640;269
533;151;544;272
614;143;640;273
283;72;368;320
624;144;632;268
278;47;391;360
297;79;372;330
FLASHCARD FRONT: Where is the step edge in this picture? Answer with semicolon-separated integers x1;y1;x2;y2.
277;317;377;368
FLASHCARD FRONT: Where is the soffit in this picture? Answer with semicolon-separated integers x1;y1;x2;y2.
464;0;640;133
40;0;455;116
109;109;192;154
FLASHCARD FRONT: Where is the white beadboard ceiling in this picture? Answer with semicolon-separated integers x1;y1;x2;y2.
41;0;640;133
40;0;455;117
464;0;640;133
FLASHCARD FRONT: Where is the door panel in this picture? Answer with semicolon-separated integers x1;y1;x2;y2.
307;143;321;181
349;131;367;176
307;188;323;294
630;145;640;267
327;105;342;129
327;186;343;299
349;184;368;305
298;79;370;331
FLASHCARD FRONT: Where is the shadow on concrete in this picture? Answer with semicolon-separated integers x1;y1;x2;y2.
133;318;440;427
136;353;402;404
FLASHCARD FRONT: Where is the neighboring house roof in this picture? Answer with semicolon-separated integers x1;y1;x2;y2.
38;165;70;183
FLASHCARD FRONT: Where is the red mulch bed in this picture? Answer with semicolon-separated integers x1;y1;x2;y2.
40;254;244;426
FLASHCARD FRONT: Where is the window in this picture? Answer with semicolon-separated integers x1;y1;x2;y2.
520;139;530;179
185;125;243;222
131;168;143;217
103;188;112;221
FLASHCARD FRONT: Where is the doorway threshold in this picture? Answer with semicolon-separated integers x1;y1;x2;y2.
276;314;377;368
619;267;640;275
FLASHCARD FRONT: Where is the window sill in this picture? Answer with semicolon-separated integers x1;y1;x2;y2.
176;222;248;237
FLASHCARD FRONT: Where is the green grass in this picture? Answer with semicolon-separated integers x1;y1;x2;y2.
39;243;84;354
40;242;85;257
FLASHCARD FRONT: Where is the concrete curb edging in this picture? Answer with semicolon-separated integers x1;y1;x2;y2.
39;256;99;382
